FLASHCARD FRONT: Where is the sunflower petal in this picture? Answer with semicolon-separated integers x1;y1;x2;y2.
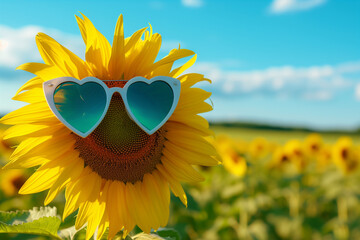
108;14;125;80
19;151;74;194
84;181;108;240
125;182;153;233
179;73;211;88
15;77;43;95
164;140;219;166
107;180;135;239
80;13;111;79
0;102;57;125
36;33;91;79
170;54;197;78
161;153;205;182
64;168;101;220
12;88;45;104
44;154;83;205
17;62;65;81
166;130;217;156
3;124;63;141
157;164;187;206
150;49;195;73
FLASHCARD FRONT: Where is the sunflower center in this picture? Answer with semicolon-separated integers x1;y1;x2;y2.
74;82;166;183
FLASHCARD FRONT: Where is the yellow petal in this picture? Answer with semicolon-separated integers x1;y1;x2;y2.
108;14;125;80
19;151;75;194
124;27;148;53
165;121;213;137
12;88;45;103
15;77;43;95
44;154;83;205
133;33;162;77
36;33;91;79
174;101;213;115
170;54;197;78
63;167;101;220
0;102;57;125
147;48;178;78
107;180;135;239
169;114;209;132
80;13;111;79
161;152;205;182
164;140;219;166
150;49;195;73
143;171;170;226
94;212;109;240
5;132;74;169
10;130;71;160
166;130;217;156
3;123;63;141
125;182;153;233
17;62;65;81
178;88;212;109
75;15;87;45
156;164;187;206
178;73;211;88
2;156;49;170
84;181;108;240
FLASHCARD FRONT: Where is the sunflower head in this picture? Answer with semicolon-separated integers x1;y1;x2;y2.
304;133;323;157
248;137;270;160
0;169;27;197
332;137;359;175
283;139;307;172
214;135;246;177
315;144;332;171
0;13;219;239
222;146;247;177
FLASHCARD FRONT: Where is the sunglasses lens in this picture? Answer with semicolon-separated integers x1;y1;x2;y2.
54;82;107;134
127;81;174;132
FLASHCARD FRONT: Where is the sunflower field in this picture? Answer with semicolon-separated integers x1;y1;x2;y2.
1;122;359;240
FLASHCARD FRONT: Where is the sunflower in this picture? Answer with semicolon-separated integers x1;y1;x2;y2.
283;139;307;173
0;169;27;197
248;137;270;160
303;133;323;158
0;14;219;239
215;135;247;177
332;137;359;174
222;148;247;177
315;144;332;172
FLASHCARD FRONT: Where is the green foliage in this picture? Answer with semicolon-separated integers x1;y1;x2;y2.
0;207;61;239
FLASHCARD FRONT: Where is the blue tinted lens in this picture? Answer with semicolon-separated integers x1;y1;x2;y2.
126;81;174;131
54;82;107;134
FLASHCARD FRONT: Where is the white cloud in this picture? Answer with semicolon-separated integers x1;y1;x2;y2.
269;0;327;14
0;25;84;69
355;84;360;101
181;0;204;8
190;61;360;101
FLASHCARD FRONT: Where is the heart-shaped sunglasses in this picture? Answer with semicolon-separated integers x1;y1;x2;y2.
43;76;181;137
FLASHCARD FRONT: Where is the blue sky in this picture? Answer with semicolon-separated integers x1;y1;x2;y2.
0;0;359;130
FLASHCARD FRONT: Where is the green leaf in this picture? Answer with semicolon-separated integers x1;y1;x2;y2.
153;228;181;240
0;206;61;240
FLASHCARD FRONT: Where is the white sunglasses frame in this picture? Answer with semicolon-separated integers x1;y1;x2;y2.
43;76;181;137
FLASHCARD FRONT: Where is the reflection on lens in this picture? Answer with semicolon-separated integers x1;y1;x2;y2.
54;82;107;134
127;81;174;131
